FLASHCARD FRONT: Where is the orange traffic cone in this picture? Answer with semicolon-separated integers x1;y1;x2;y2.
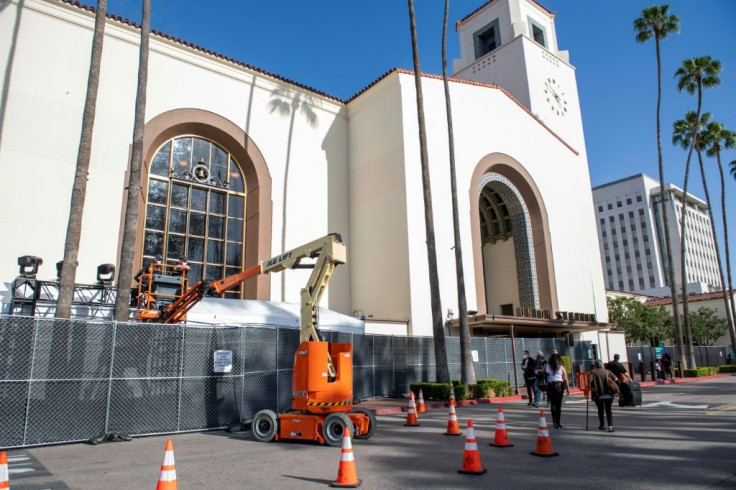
490;405;513;447
331;427;362;488
530;410;558;457
404;392;419;426
458;420;487;475
157;440;177;489
444;404;461;436
417;389;426;413
449;386;457;407
0;451;8;490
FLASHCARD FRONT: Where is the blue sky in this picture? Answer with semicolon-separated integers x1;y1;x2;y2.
107;0;736;284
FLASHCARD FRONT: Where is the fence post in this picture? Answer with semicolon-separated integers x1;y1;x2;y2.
178;325;189;431
22;317;42;447
104;321;118;433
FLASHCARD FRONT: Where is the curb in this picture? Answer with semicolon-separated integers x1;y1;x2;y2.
370;373;730;415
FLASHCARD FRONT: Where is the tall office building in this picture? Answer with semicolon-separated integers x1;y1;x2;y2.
592;174;720;294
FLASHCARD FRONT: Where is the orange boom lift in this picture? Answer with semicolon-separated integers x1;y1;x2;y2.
133;234;376;446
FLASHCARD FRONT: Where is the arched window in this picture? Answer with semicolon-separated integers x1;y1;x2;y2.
143;136;246;298
479;187;512;243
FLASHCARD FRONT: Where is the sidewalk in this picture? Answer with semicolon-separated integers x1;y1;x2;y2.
357;373;730;415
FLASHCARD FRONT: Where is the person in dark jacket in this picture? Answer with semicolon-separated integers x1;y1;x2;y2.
521;350;538;407
607;354;628;381
589;359;620;432
534;351;547;406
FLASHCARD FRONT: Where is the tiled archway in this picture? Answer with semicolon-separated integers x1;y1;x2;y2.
477;172;539;309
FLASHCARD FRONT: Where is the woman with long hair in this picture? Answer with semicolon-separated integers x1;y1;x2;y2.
545;354;570;429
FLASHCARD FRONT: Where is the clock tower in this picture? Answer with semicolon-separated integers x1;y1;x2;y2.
452;0;585;151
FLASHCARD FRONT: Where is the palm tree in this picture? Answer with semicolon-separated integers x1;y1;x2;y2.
674;55;721;368
730;160;736;180
634;5;682;368
672;111;710;368
701;121;736;356
407;0;449;383
113;0;152;322
56;0;108;319
442;0;475;386
268;88;318;301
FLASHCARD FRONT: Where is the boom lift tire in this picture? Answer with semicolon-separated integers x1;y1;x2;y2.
252;409;279;442
351;408;377;440
322;413;355;447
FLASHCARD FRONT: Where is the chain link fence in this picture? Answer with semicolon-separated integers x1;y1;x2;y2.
626;345;729;380
1;315;591;449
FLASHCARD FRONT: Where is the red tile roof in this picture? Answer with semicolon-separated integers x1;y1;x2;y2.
458;0;554;25
644;290;735;307
57;0;576;156
58;0;344;103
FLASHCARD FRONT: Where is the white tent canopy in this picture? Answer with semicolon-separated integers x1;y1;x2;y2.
186;298;364;334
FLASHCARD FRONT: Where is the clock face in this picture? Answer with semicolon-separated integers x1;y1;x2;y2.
544;78;568;116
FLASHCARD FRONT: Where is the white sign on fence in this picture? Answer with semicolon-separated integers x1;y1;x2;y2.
472;350;479;362
213;350;233;373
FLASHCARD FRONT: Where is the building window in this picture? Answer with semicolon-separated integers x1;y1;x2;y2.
609;216;615;223
600;218;605;225
639;209;645;216
528;17;547;47
637;195;643;203
143;136;246;298
602;231;607;238
639;278;645;288
617;201;622;208
626;198;632;205
608;203;613;210
474;19;501;59
598;205;603;212
500;303;514;315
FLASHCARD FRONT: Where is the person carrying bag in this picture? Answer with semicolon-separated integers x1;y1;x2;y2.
589;359;620;432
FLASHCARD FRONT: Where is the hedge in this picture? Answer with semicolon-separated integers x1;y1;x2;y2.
409;382;450;401
717;365;736;373
410;379;512;402
468;379;513;399
683;367;717;377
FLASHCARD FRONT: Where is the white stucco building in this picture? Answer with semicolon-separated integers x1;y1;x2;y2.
0;0;609;336
592;174;721;295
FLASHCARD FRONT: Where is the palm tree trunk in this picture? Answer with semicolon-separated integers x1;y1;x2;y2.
280;109;296;301
696;150;733;352
679;142;694;367
442;0;475;385
408;0;449;383
113;0;151;322
56;0;107;319
655;36;684;368
714;151;736;354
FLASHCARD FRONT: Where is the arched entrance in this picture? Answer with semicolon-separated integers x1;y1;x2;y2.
124;108;272;300
470;153;558;315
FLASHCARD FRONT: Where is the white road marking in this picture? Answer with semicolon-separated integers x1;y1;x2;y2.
640;400;709;409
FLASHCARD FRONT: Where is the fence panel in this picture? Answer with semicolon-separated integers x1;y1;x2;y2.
1;314;647;448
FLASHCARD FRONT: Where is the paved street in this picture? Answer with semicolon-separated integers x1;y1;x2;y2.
6;375;736;489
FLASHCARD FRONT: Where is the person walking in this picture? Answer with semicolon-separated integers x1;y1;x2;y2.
589;359;619;432
534;351;547;407
607;354;628;382
545;354;569;429
521;350;537;407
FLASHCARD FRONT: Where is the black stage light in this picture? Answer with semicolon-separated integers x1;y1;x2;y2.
18;256;43;278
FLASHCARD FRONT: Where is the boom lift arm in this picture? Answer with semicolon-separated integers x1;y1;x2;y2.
139;234;346;340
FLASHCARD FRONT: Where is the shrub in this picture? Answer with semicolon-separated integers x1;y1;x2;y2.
718;365;736;373
468;379;513;399
683;367;717;377
409;382;449;401
451;380;467;401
